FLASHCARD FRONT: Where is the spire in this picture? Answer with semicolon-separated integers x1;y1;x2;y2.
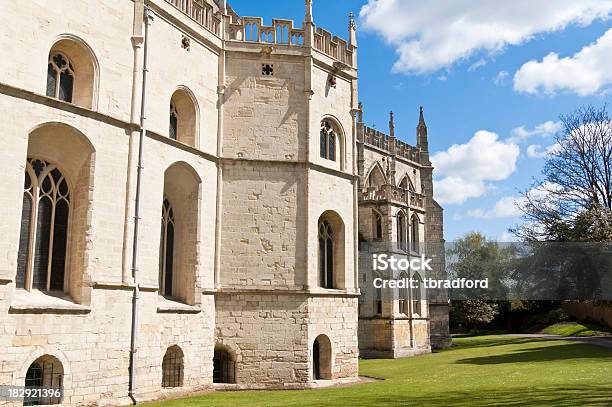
417;106;429;162
348;11;357;54
418;105;426;127
349;12;356;30
389;111;395;138
305;0;313;23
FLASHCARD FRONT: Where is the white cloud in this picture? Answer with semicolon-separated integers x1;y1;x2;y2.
514;28;612;95
494;71;509;86
468;58;487;72
526;142;562;158
508;120;562;143
467;196;524;219
359;0;612;74
432;131;520;205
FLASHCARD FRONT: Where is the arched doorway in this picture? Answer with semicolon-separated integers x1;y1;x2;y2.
313;334;332;380
24;355;63;405
213;345;235;384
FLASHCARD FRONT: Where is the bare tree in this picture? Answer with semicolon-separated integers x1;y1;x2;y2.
515;104;612;241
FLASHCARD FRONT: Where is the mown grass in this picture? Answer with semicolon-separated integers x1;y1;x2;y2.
147;335;612;406
540;321;612;337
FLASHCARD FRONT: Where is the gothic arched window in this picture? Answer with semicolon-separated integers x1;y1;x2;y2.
397;212;406;251
412;272;423;316
46;52;74;103
399;176;415;192
320;120;336;161
16;159;70;292
169;101;178;141
373;211;383;240
318;220;334;288
399;272;409;315
159;198;175;297
374;272;382;315
411;215;419;252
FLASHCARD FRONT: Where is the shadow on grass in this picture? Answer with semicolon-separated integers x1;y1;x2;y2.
456;342;612;365
346;385;612;407
450;336;545;350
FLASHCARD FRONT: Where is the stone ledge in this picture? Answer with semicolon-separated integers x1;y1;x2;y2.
214;287;361;297
157;296;201;314
92;281;158;292
9;289;91;314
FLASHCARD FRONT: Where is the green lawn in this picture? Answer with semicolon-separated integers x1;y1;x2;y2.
149;336;612;407
540;321;612;337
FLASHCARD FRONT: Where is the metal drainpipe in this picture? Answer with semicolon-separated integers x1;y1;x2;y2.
128;6;153;405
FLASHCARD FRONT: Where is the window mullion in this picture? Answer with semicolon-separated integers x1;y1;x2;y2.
46;195;57;291
162;221;167;295
26;181;41;292
55;70;61;99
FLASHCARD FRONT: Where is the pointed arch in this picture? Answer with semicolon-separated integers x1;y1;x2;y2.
396;209;407;251
410;214;420;252
320;116;346;170
318;210;345;289
20;122;95;299
365;161;386;187
411;271;424;317
399;271;409;315
374;271;383;315
46;34;99;109
169;86;200;147
161;161;202;303
372;209;383;240
398;174;415;191
162;345;184;388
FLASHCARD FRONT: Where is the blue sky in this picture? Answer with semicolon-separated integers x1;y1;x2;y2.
230;0;612;241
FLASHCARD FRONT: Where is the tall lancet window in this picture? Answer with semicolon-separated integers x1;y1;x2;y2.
159;198;175;297
411;215;419;252
169;102;178;140
373;211;383;240
397;212;406;251
318;220;334;288
320;120;336;161
46;53;74;103
17;159;70;291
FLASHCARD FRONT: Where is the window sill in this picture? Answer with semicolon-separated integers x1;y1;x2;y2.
157;296;201;314
9;289;90;314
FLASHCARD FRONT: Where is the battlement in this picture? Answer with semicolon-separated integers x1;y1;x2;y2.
164;0;356;67
313;27;354;66
227;17;306;46
166;0;221;35
361;125;421;162
360;184;426;210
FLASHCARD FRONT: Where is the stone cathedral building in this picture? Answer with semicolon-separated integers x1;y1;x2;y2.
0;0;449;405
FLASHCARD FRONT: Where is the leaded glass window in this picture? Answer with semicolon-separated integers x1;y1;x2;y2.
318;220;334;288
159;198;175;297
320;120;336;161
46;53;74;103
169;102;178;140
16;159;70;291
397;212;406;251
